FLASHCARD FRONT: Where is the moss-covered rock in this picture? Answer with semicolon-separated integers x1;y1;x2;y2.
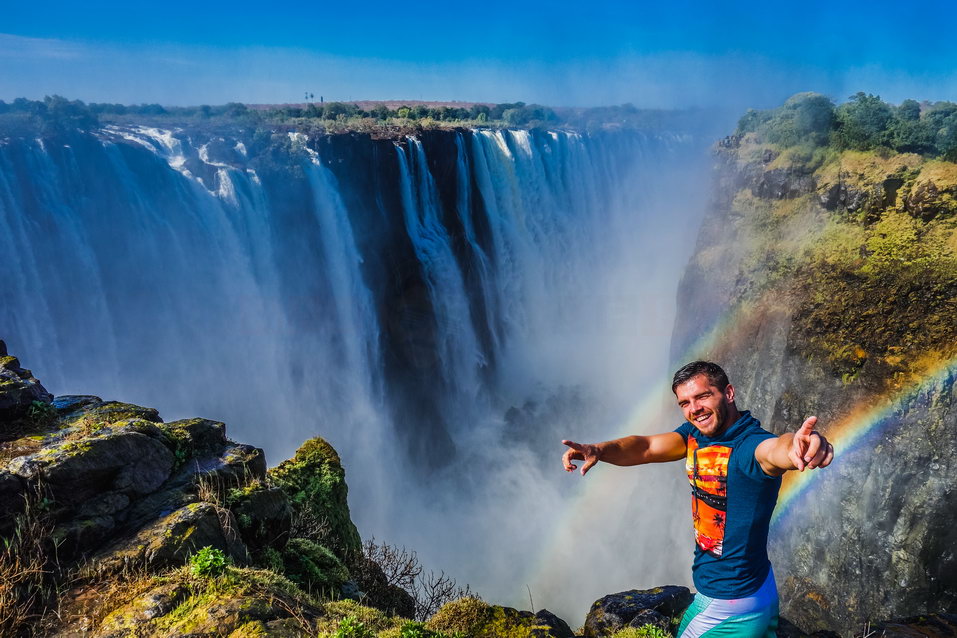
268;437;361;561
426;597;550;638
57;399;162;431
162;417;227;460
93;567;325;637
6;419;175;507
93;501;249;572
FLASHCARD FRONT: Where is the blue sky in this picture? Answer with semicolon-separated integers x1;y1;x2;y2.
3;0;957;109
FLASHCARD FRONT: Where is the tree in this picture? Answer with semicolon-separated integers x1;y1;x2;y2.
835;92;894;150
897;99;921;121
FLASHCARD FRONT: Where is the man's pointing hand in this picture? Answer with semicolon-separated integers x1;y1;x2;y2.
562;439;601;475
788;416;834;472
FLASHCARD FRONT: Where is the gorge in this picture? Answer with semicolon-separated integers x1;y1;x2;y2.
2;93;956;636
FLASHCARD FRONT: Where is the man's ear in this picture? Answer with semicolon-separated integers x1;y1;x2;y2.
724;383;735;404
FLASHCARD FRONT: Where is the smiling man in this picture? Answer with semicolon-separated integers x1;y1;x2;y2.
562;361;833;638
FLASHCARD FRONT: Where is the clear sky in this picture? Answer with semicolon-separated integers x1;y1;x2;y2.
3;0;957;110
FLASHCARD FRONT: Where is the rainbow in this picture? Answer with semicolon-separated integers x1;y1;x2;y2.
772;355;957;525
525;294;956;594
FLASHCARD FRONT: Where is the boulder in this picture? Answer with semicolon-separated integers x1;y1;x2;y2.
162;417;227;454
904;179;957;221
57;400;162;430
94;502;249;572
535;609;575;638
583;586;693;637
6;419;175;506
427;597;550;638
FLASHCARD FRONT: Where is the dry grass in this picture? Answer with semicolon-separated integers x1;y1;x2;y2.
0;491;57;637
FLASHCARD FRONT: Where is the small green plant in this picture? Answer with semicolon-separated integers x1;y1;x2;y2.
612;625;672;638
189;546;227;578
399;620;460;638
334;615;375;638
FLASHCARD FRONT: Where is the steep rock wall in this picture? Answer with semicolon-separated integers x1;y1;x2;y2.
672;135;957;633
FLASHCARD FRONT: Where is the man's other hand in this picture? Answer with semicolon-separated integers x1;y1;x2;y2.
788;416;834;472
562;440;601;475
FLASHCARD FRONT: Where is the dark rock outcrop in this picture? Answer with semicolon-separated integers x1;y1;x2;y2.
535;609;575;638
0;343;53;425
583;586;693;637
876;613;957;637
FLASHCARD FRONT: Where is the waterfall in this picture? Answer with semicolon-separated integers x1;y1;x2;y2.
0;124;709;619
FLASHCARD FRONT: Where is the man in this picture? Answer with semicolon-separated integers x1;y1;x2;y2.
562;361;833;638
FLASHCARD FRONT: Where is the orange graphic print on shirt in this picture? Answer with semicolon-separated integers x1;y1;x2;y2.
685;437;730;557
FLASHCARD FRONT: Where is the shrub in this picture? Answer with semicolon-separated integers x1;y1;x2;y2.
189;546;227;578
360;538;471;620
333;615;376;638
425;597;492;636
611;625;672;638
281;538;349;594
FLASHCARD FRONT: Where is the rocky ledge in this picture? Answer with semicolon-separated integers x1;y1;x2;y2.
1;341;952;637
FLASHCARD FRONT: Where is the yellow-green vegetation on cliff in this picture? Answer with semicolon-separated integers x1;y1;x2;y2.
709;92;957;392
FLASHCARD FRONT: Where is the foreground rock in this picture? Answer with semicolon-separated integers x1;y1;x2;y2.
583;586;693;637
0;343;375;636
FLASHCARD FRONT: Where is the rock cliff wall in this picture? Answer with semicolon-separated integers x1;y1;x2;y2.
672;134;957;633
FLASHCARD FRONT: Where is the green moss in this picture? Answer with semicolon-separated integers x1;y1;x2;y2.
121;566;324;634
425;598;545;638
268;437;361;561
281;538;349;595
318;599;404;635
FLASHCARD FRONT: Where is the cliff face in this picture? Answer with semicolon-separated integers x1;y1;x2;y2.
673;135;957;632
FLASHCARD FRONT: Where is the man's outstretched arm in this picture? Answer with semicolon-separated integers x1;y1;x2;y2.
562;432;687;476
755;416;834;477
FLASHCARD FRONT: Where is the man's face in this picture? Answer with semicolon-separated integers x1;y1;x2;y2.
674;373;734;436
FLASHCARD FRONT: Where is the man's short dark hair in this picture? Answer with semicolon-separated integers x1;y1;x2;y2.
672;361;730;394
